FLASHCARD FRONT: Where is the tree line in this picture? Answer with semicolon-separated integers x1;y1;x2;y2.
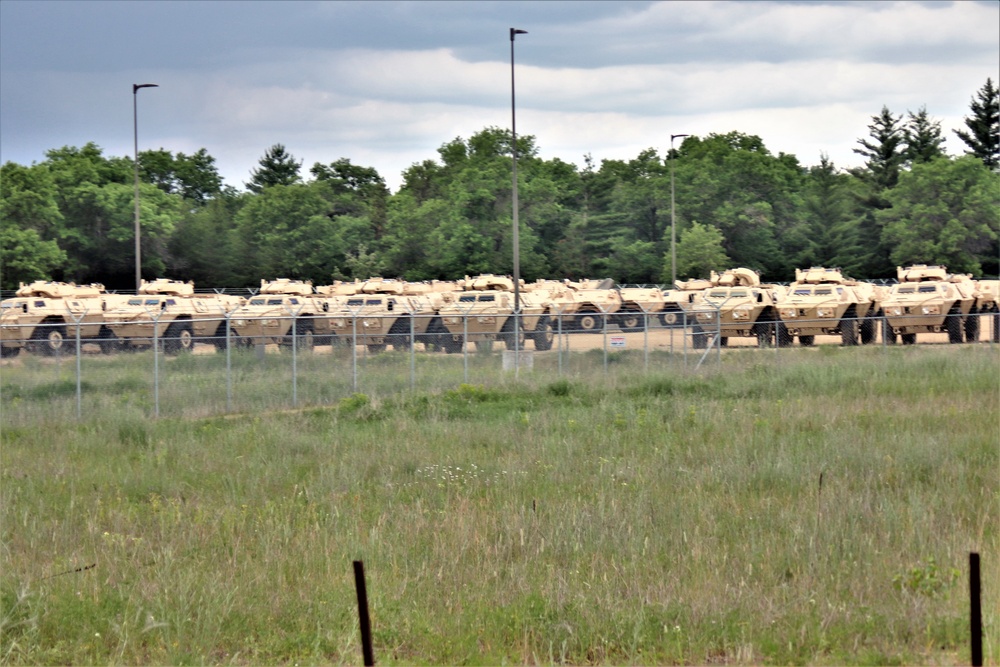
1;79;997;291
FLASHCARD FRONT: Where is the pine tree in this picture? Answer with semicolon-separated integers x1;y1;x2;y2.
246;144;302;193
903;106;945;165
954;78;999;169
853;106;906;189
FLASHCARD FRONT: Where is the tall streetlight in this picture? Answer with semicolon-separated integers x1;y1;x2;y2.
510;28;527;317
669;133;688;287
133;83;158;293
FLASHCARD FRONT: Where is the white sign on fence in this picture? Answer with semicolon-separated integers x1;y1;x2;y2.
610;335;626;349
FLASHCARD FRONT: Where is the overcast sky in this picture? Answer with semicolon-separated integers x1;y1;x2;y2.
1;0;997;192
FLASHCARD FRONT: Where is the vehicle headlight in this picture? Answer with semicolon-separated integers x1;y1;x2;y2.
732;309;750;320
922;305;939;315
262;319;279;327
780;309;797;319
817;308;834;318
886;307;901;317
696;312;715;322
477;316;496;324
233;319;246;327
445;317;461;325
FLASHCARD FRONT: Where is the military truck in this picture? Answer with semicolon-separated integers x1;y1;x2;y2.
325;278;453;353
661;277;713;328
228;279;332;349
973;279;1000;343
687;268;784;348
103;279;244;353
774;267;881;346
542;278;622;333
435;275;554;353
0;281;125;357
615;286;667;332
880;265;977;345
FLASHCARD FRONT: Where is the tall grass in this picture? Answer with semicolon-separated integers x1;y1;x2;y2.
1;345;997;664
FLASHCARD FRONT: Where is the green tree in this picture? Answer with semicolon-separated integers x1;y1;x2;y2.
141;148;224;204
853;106;906;190
0;225;66;290
878;156;999;275
665;221;731;281
903;107;946;165
954;78;999;169
246;144;302;194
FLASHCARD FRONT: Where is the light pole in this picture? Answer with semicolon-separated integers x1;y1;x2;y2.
133;83;158;293
510;28;527;317
669;133;688;287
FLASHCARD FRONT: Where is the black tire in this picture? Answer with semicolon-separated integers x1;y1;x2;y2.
993;311;1000;344
501;317;525;350
1;346;20;358
474;340;493;353
163;321;195;355
388;319;412;351
860;310;877;345
945;305;963;344
532;315;555;351
883;319;897;344
661;307;684;328
286;318;315;350
901;333;917;345
840;307;858;346
719;336;728;347
210;322;231;352
442;336;464;354
29;323;67;356
692;326;707;349
97;325;120;354
964;307;979;343
798;335;815;347
753;321;773;347
574;311;602;333
366;343;387;354
616;309;643;333
776;321;793;348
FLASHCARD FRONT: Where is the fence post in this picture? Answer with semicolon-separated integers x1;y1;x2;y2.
970;551;982;667
353;560;375;666
225;312;233;413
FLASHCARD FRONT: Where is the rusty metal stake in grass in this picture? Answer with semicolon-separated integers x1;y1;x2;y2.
354;560;375;666
970;552;982;667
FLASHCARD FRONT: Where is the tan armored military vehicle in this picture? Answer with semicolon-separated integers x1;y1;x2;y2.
973;279;999;343
661;277;713;328
325;277;453;353
880;265;977;344
775;267;881;346
687;268;784;348
0;281;125;357
542;278;622;333
228;279;332;349
615;286;667;332
436;274;554;352
103;279;243;353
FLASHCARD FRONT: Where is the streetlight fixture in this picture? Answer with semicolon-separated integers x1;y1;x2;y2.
133;83;158;293
510;28;527;318
669;133;688;287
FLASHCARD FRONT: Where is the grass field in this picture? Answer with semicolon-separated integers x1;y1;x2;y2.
1;344;998;664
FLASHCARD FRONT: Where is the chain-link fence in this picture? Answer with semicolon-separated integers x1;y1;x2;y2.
2;309;998;422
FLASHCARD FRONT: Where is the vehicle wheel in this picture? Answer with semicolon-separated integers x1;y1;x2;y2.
860;311;878;345
388;319;412;351
798;335;815;346
661;308;684;328
0;346;20;358
474;340;493;353
164;321;194;354
30;324;67;356
719;336;728;347
753;322;773;347
691;326;707;349
776;322;793;347
901;333;917;345
945;305;963;344
532;315;555;351
366;343;387;354
443;337;464;354
97;326;120;354
575;311;602;333
286;318;315;350
963;307;979;343
501;317;526;350
883;319;897;344
993;311;1000;344
616;310;643;332
840;311;858;346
